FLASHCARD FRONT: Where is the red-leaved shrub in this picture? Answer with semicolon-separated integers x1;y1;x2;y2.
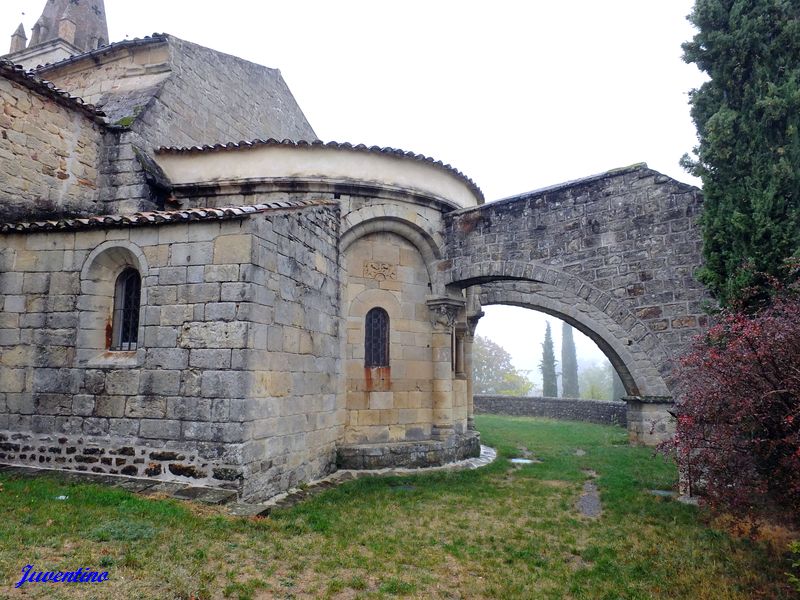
666;288;800;523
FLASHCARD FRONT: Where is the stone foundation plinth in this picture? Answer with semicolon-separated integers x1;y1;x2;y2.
336;432;480;470
625;396;675;446
0;430;244;492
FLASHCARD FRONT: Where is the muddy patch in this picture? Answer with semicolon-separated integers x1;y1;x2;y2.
576;481;602;518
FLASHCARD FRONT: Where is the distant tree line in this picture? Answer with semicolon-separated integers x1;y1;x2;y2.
474;323;626;401
472;336;533;396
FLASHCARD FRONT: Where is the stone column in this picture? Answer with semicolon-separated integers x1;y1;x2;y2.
454;325;466;377
464;311;483;431
426;297;463;440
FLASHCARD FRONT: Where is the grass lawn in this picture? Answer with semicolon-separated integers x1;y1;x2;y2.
0;415;796;599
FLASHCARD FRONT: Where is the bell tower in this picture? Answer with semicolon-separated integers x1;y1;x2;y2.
5;0;109;69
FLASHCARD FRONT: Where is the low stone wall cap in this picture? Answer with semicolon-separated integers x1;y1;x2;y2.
622;395;674;404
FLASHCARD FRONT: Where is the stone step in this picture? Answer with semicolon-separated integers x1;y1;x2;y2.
0;463;239;506
172;486;238;505
227;503;271;517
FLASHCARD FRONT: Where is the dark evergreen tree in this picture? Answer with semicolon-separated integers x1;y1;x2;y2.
561;322;579;398
540;322;558;398
682;0;800;307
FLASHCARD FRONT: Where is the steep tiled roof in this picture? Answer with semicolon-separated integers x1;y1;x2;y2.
0;200;328;233
33;34;168;73
156;138;485;203
0;59;105;123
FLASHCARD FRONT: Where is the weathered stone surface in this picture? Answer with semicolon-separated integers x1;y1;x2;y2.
0;76;103;222
337;432;480;470
179;321;248;349
625;396;675;446
167;463;206;478
212;466;243;481
444;164;709;406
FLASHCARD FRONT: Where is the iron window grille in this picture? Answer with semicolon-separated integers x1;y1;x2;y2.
111;267;141;351
365;307;390;367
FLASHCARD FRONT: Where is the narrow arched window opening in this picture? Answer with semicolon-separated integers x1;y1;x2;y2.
111;268;141;350
365;307;389;367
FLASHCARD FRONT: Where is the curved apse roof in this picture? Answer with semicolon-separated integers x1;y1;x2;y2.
155;138;485;205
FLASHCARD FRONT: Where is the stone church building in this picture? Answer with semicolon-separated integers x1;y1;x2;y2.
0;1;708;501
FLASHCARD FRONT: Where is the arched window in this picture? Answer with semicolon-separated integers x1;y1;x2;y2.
111;268;141;350
365;307;389;367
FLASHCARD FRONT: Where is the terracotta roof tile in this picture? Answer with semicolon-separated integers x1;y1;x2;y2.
0;59;105;123
156;138;484;203
0;200;328;234
33;34;169;73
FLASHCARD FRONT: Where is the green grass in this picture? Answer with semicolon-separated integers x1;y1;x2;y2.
0;415;796;599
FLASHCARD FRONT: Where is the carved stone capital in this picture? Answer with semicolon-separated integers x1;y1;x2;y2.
426;296;464;331
466;310;485;339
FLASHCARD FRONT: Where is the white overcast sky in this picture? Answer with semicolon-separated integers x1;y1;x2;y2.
3;0;706;384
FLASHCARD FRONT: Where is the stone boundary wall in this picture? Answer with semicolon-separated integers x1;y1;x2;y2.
474;395;627;427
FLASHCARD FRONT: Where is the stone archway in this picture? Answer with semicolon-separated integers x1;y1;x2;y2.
442;165;712;445
468;277;677;445
477;279;669;397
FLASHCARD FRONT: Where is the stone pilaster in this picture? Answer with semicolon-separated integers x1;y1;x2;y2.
623;395;675;446
426;296;464;440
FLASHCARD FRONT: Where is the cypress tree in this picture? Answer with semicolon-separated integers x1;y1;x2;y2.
540;322;558;398
561;322;579;398
682;0;800;307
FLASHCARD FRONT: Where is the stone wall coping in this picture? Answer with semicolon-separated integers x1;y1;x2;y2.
621;395;674;404
475;394;626;405
473;395;627;428
446;163;700;217
0;199;331;233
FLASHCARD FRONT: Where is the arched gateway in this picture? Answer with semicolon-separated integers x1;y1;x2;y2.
443;164;709;445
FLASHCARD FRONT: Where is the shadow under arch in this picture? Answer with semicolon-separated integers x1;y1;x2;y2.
475;279;671;398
